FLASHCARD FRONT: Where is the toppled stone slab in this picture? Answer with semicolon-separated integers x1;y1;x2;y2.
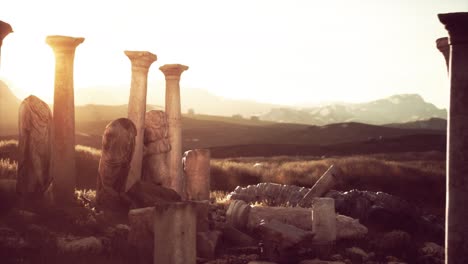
222;226;258;247
226;200;251;230
257;219;314;263
335;214;368;240
247;205;312;231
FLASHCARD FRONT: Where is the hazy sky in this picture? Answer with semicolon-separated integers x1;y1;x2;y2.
1;0;467;108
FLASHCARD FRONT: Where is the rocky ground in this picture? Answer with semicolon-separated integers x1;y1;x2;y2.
0;183;445;264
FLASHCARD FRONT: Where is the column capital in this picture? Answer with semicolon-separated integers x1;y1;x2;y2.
436;37;449;51
160;64;189;80
0;20;13;46
46;35;84;53
125;51;157;70
438;12;468;45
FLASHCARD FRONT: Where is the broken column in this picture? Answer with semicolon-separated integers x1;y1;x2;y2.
17;95;53;205
0;20;13;68
160;64;188;197
46;35;84;204
183;149;211;200
96;118;136;210
311;198;336;245
142;110;171;187
300;165;339;207
125;51;157;191
438;12;468;264
436;37;450;71
153;202;196;264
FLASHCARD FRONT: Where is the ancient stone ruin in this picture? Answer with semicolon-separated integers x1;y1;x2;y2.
183;149;211;201
438;12;468;264
46;35;84;204
16;95;53;205
96;118;137;210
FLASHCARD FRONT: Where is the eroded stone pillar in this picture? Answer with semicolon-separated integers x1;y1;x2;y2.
125;51;157;191
97;118;136;210
153;202;196;264
160;64;188;197
438;12;468;264
436;37;450;71
312;198;336;245
183;149;211;200
142;110;171;187
17;95;53;205
46;35;84;204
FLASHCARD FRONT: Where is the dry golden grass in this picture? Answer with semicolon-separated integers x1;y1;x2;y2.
1;139;445;208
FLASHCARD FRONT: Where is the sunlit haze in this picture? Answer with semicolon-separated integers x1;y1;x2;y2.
1;0;467;108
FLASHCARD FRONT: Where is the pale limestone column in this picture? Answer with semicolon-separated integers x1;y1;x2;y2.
183;149;211;200
125;51;157;191
312;198;336;245
46;35;84;204
160;64;188;197
153;202;196;264
438;12;468;264
436;37;450;71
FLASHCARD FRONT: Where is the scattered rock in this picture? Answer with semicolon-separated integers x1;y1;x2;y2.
345;247;368;263
56;236;102;254
336;214;368;240
197;230;222;259
375;230;412;257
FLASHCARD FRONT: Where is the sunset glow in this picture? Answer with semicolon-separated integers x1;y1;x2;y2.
1;0;467;107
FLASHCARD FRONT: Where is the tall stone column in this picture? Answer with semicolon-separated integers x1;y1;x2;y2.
46;35;84;204
436;37;450;71
438;12;468;264
160;64;188;197
125;51;157;191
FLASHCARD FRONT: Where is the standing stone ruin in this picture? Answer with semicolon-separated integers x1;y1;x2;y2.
46;35;84;204
142;110;171;186
183;149;211;200
16;95;53;205
160;64;189;198
125;51;157;191
96;118;137;210
438;12;468;264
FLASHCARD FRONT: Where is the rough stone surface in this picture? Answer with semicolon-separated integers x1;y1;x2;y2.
160;64;189;198
197;230;222;259
192;200;210;232
312;198;336;245
142;110;171;187
229;183;310;206
345;247;368;263
183;149;211;200
125;51;157;191
257;219;314;263
96;118;136;210
56;236;103;254
247;205;312;231
221;226;258;247
46;35;84;205
17;95;53;204
336;214;368;240
153;202;197;264
126;179;181;209
128;207;155;263
226;200;252;230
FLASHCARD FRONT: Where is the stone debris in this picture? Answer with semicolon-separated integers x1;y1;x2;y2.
126;179;181;208
197;230;222;259
335;214;368;240
257;219;314;263
230;183;310;207
226;200;252;230
221;226;258;247
311;198;336;245
344;247;368;263
298;259;346;264
56;236;103;254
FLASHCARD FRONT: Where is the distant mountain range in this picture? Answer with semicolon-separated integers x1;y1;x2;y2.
260;94;447;125
0;82;447;136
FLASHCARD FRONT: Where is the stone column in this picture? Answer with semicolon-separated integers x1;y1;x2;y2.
438;12;468;264
125;51;157;191
312;198;336;245
436;37;450;71
46;35;84;204
160;64;188;197
153;202;196;264
183;149;211;200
